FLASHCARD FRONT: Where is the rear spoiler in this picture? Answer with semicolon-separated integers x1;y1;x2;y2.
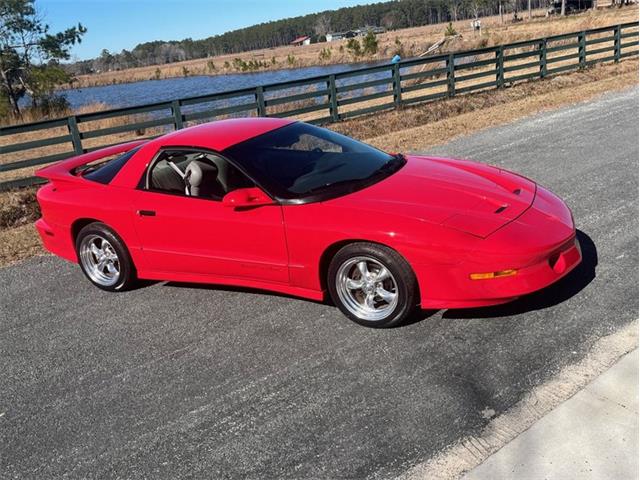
35;140;148;182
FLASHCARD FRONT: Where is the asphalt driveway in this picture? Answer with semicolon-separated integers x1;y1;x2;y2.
0;87;637;479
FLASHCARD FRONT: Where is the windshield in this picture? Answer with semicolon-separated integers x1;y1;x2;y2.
223;122;403;200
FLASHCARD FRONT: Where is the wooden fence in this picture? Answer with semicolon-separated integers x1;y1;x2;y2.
0;21;637;191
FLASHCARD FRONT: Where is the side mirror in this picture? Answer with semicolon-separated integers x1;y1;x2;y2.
222;187;274;208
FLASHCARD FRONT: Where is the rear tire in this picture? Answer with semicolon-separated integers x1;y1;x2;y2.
327;242;418;328
75;222;136;292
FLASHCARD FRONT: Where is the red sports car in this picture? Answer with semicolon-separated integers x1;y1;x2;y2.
35;118;581;327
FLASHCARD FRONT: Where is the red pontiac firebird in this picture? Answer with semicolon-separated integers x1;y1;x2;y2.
35;118;581;327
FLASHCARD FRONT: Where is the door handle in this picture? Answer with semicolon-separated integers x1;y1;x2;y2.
137;210;156;217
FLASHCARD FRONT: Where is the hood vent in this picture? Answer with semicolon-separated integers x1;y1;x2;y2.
494;205;508;214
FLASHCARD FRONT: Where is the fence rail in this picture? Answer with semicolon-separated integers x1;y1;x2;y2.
1;21;638;191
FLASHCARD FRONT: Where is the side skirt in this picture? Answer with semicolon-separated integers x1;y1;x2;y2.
137;269;326;302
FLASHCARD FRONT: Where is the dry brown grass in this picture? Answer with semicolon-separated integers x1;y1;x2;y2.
0;57;637;268
0;102;168;184
69;6;637;88
361;60;638;152
0;187;38;229
332;58;638;141
0;223;43;266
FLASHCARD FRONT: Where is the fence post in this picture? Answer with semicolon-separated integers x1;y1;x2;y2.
447;53;455;97
496;46;505;88
392;63;402;108
255;85;266;117
578;31;587;68
171;100;184;130
539;38;547;78
67;116;83;155
327;74;339;122
614;25;622;62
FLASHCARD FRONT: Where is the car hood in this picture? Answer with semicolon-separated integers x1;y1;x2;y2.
330;155;536;238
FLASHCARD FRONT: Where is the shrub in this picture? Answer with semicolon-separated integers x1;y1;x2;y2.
232;58;247;71
445;22;458;36
346;38;362;58
0;92;11;119
38;95;70;116
393;37;405;57
362;32;378;56
319;47;332;61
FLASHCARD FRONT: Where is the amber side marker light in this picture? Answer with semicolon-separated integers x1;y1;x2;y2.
469;269;518;280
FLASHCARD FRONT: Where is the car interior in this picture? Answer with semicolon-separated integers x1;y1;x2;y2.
241;133;348;193
147;150;253;200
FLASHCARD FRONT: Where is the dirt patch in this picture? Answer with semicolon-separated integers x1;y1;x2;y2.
0;187;39;229
0;223;44;267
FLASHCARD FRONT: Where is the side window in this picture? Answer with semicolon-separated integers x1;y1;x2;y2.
146;150;254;200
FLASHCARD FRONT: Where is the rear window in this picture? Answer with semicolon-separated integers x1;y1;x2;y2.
83;147;141;184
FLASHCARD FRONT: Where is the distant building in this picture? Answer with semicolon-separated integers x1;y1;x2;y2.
547;0;593;12
359;25;386;36
290;35;311;46
326;26;385;42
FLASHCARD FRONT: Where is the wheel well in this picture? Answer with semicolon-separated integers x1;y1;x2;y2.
319;240;357;291
318;239;421;303
318;239;403;288
70;218;101;243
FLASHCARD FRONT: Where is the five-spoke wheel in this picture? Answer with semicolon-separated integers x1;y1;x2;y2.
336;256;399;322
79;234;121;287
328;242;418;327
75;222;136;291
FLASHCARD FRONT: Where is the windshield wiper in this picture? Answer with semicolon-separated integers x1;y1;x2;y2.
299;178;359;196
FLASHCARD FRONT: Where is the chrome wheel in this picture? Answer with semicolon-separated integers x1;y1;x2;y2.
79;234;120;287
335;256;399;321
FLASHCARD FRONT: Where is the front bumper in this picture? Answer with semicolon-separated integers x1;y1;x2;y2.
417;186;582;309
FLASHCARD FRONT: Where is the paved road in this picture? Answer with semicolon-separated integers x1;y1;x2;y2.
1;88;638;479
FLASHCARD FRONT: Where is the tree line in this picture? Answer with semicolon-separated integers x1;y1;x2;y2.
1;0;85;118
68;0;549;75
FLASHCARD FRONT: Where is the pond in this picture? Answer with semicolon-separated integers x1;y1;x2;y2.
49;61;391;111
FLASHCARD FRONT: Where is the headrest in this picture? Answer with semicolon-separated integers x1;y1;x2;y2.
185;159;218;187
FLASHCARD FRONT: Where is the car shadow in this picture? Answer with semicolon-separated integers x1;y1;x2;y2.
441;229;597;320
164;281;327;304
136;230;596;326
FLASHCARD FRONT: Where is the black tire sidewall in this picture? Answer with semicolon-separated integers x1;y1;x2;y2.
327;243;417;328
75;222;135;292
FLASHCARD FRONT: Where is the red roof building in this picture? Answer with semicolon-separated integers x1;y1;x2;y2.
290;35;311;46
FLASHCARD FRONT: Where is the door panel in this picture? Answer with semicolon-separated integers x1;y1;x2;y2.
132;190;289;284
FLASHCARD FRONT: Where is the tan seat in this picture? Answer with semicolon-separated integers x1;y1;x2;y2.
185;159;226;199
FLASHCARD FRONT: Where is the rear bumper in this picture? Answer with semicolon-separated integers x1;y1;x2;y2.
35;218;77;263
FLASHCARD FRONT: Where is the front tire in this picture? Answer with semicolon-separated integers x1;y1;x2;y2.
327;242;418;328
75;222;136;292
